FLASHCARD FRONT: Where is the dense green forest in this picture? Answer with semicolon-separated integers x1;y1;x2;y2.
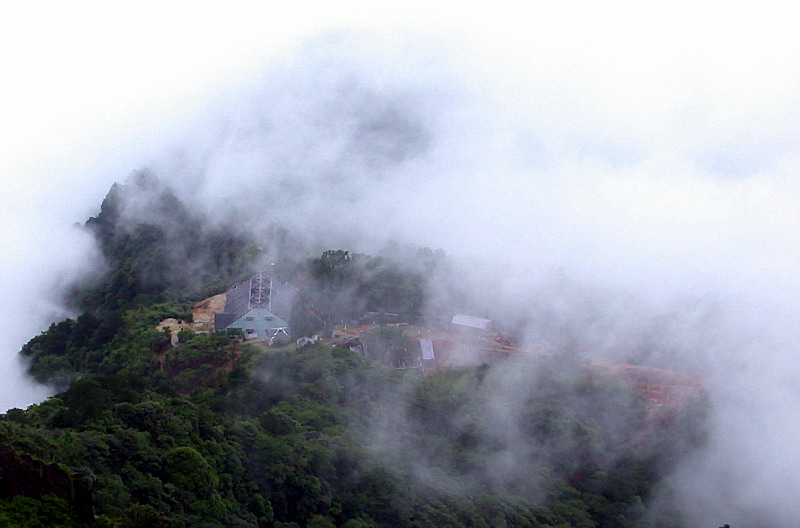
1;177;705;527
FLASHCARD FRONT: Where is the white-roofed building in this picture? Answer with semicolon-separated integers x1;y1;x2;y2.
451;314;492;333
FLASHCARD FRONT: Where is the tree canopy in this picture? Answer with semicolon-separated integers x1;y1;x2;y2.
2;179;704;527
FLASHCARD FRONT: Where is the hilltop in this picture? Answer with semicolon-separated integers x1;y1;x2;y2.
1;179;707;527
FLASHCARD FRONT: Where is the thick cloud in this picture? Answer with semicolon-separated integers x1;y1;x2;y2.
154;38;800;527
3;6;800;524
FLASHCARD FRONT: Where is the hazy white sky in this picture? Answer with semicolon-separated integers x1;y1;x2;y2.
0;0;797;385
0;0;797;379
2;0;797;172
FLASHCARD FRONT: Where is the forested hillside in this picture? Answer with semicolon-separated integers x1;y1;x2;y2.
1;179;706;527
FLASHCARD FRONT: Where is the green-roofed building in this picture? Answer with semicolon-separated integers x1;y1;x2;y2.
213;271;297;345
225;308;291;345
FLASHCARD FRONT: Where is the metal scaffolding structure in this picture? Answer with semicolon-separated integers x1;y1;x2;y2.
248;271;271;311
215;271;297;335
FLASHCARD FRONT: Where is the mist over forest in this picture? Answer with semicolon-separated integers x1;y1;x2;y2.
2;24;800;528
